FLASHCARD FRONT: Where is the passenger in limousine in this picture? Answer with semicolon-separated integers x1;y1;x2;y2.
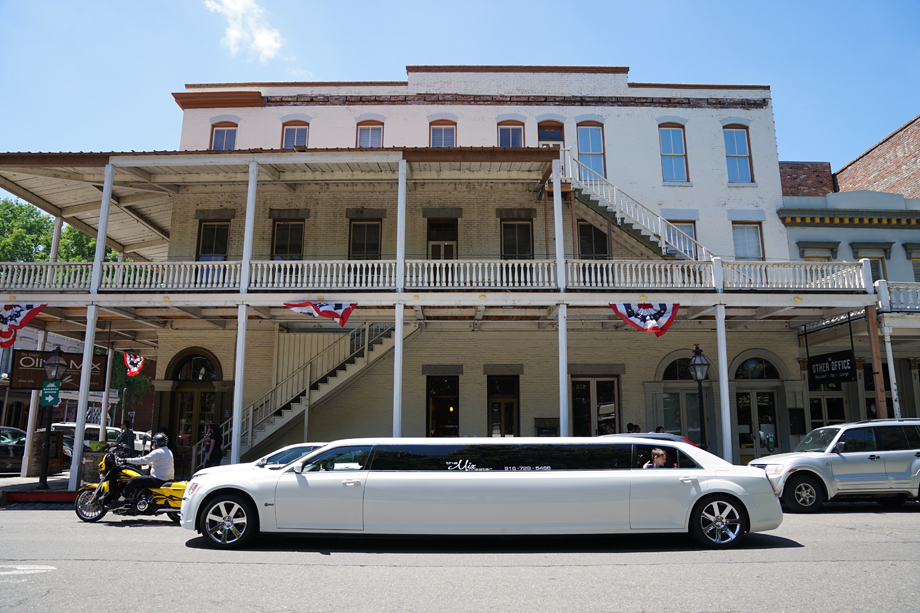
643;448;672;469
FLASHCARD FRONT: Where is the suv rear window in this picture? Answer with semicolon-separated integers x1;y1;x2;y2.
876;426;911;451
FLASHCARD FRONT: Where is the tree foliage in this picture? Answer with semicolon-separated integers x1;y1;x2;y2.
58;225;119;262
0;197;53;261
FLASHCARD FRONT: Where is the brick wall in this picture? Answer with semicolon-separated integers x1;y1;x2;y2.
834;114;920;198
779;162;834;197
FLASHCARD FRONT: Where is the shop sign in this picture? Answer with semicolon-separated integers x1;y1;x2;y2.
808;350;857;390
10;350;107;391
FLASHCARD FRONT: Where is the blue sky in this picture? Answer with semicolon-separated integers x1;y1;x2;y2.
1;0;918;178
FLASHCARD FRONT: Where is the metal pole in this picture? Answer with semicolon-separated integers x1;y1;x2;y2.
552;158;566;294
90;164;114;294
396;159;407;293
239;162;258;294
392;305;404;437
100;348;114;440
557;303;569;436
230;304;249;464
716;304;732;462
882;323;901;419
865;305;887;419
68;305;99;491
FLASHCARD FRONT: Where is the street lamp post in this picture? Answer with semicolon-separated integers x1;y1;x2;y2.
688;344;711;451
37;346;67;489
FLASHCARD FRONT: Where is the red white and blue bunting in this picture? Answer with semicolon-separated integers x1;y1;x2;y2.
0;304;46;348
124;353;145;377
610;303;679;337
284;301;357;328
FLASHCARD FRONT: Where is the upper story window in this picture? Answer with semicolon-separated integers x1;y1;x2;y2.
350;220;381;260
357;122;383;148
272;220;304;261
197;221;230;261
498;121;524;147
724;126;753;183
666;221;697;259
282;121;309;149
659;124;688;182
538;121;564;148
430;121;456;147
732;222;763;261
211;122;237;151
501;220;533;260
577;123;605;178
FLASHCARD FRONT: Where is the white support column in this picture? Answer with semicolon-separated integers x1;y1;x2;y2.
21;331;48;477
396;159;407;293
392;305;404;437
239;161;259;294
557;303;569;436
231;304;249;464
50;216;63;262
100;348;115;440
69;304;99;491
716;304;732;463
90;164;114;294
302;362;312;443
552;158;566;292
882;323;901;419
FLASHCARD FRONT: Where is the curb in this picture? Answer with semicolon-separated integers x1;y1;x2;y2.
7;491;78;503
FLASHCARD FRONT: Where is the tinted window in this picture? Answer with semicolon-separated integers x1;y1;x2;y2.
904;425;920;449
267;445;324;465
876;426;911;451
838;427;877;453
370;444;632;472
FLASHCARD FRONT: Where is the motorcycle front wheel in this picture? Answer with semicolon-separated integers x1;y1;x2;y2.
167;511;181;524
74;490;107;522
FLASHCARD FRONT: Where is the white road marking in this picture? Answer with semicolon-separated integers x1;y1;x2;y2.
0;565;57;575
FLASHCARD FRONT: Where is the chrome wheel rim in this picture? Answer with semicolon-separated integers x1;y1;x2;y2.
699;500;742;544
794;482;817;507
204;500;247;545
76;491;103;519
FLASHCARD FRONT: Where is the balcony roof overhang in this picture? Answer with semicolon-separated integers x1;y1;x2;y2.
0;147;560;263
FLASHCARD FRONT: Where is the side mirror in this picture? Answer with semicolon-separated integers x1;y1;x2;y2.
255;458;267;468
834;441;847;454
292;462;304;474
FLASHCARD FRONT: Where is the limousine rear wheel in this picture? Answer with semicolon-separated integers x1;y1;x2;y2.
690;495;747;549
199;494;257;549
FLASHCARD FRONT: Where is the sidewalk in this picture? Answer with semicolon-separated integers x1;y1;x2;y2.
0;471;78;505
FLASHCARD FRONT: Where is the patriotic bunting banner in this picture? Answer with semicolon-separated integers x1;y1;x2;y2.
0;304;46;348
610;303;679;337
124;353;145;377
285;301;357;328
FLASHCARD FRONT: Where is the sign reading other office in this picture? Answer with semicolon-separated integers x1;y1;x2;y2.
10;350;107;391
807;350;857;390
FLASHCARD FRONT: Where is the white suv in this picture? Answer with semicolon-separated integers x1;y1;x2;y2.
749;419;920;513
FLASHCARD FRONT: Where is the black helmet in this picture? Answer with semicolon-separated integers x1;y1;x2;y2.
152;433;168;449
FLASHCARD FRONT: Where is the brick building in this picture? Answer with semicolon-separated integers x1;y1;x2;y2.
834;114;920;199
0;66;885;482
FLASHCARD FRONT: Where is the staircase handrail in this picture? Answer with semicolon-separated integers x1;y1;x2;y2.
565;151;713;262
191;322;394;473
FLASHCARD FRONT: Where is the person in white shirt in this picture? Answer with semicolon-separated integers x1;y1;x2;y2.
106;432;175;509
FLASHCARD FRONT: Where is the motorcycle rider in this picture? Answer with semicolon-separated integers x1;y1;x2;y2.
105;432;174;509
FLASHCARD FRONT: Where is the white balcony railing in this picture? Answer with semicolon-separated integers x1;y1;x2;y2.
405;259;556;289
0;262;92;291
250;260;397;290
887;282;920;311
721;261;866;291
567;260;714;289
99;261;241;291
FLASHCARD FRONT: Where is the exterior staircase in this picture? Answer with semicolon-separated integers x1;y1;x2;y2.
194;322;419;471
564;152;714;261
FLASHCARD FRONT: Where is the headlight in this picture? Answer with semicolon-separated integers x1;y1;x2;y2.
184;481;200;499
761;465;785;476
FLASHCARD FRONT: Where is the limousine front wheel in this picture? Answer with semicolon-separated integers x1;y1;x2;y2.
690;495;747;549
199;494;257;549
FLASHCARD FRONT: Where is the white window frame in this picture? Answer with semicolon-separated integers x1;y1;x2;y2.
430;124;456;147
732;223;764;261
498;124;524;148
357;124;383;148
282;125;309;149
659;126;689;182
211;127;237;151
724;127;753;183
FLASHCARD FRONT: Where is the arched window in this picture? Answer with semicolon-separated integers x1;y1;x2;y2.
429;120;457;147
734;357;780;380
357;120;383;147
176;355;218;381
282;120;309;149
497;120;524;147
663;358;711;381
210;121;237;151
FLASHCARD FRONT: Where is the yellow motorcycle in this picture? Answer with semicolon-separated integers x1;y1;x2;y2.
74;450;186;524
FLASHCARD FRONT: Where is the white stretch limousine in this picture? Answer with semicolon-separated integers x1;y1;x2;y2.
180;437;782;549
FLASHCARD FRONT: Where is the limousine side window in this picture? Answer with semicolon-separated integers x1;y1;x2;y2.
634;445;701;469
301;446;372;472
370;443;632;471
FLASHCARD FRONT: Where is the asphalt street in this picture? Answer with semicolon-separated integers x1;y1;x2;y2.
1;500;919;612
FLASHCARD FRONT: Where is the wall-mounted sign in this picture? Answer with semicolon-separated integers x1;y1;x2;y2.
11;350;107;391
808;350;857;390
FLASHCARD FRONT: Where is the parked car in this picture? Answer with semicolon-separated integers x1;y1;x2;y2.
749;419;920;513
0;426;27;474
51;422;120;449
135;431;152;453
193;442;327;477
181;437;782;550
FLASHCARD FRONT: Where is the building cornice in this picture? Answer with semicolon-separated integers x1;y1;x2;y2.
172;91;265;110
777;208;920;227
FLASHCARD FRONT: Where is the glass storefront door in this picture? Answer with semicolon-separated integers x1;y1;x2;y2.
736;390;777;465
662;391;703;446
572;378;618;436
176;388;216;453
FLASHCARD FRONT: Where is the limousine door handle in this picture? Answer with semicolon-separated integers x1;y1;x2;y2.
868;455;881;461
679;477;698;483
342;480;362;487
